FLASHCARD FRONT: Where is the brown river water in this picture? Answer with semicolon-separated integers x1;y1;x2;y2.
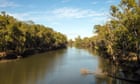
0;47;137;84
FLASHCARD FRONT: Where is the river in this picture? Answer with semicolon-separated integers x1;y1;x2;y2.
0;47;137;84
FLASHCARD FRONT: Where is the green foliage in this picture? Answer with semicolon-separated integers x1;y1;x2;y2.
73;36;95;49
0;12;67;56
73;0;140;63
94;0;140;63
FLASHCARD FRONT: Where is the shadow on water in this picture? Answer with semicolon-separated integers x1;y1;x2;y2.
85;48;139;84
94;57;138;84
0;47;138;84
0;49;67;84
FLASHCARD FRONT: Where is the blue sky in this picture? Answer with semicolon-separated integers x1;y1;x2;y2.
0;0;120;40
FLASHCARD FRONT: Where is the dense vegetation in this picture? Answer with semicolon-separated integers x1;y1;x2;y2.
73;0;140;65
0;12;67;59
71;36;94;48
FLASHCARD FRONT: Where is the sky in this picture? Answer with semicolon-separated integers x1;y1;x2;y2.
0;0;120;40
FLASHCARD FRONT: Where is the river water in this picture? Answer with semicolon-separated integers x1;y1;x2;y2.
0;47;137;84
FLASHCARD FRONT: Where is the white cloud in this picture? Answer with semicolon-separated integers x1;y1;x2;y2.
52;7;106;19
0;0;20;8
9;13;29;20
9;12;50;21
7;7;108;22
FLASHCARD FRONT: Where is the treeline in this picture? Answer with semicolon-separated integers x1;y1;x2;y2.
69;36;94;48
0;12;67;59
73;0;140;64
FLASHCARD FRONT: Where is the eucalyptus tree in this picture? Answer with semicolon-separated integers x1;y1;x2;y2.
109;0;140;62
0;12;9;51
0;11;67;58
89;0;140;63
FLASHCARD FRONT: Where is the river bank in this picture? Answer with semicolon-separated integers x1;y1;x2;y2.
0;12;67;63
0;46;67;63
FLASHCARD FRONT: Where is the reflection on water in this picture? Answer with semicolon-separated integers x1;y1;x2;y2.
0;49;66;84
0;47;138;84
